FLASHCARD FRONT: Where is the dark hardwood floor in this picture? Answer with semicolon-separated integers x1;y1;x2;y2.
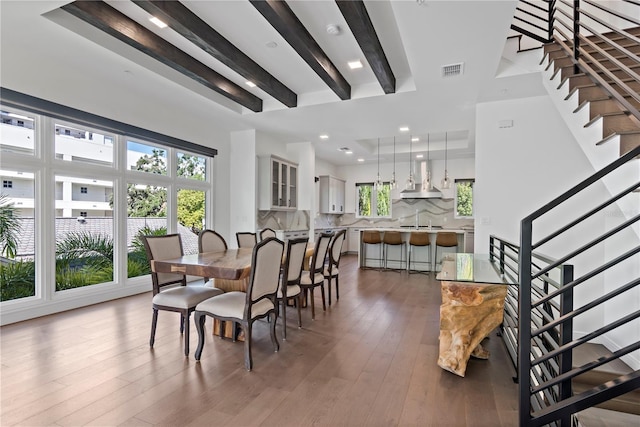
1;254;518;426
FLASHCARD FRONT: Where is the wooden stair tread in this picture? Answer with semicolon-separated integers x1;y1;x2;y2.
575;407;640;427
573;343;633;376
572;343;640;416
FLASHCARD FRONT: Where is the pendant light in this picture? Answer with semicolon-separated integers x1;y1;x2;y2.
441;132;451;189
375;138;383;189
423;133;432;190
406;134;415;190
390;136;397;189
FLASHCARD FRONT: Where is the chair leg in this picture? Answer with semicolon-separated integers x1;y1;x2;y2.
297;294;302;328
282;299;288;340
327;276;332;306
335;275;340;300
194;312;206;361
244;322;253;371
270;312;279;353
183;311;190;356
180;313;185;334
150;308;158;347
310;288;316;320
320;284;326;311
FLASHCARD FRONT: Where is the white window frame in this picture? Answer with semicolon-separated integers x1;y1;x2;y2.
355;182;392;218
0;107;215;325
454;178;475;219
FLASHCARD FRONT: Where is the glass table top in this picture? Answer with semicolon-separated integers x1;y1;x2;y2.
436;253;513;285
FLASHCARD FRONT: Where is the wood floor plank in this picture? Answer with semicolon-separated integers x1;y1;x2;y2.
0;254;519;426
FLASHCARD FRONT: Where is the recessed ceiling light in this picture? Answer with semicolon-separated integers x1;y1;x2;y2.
345;150;353;155
411;137;420;142
326;24;341;35
337;147;351;152
319;134;329;139
357;158;365;162
245;81;256;88
348;60;363;69
399;126;410;132
149;17;167;28
266;41;278;48
416;154;424;158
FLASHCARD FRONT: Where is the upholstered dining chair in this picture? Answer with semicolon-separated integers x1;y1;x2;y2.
299;232;332;320
259;228;277;241
194;237;284;371
277;237;308;339
198;229;228;285
323;229;346;306
142;234;223;356
236;231;257;249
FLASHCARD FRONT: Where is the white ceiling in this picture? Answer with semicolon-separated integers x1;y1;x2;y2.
0;0;545;166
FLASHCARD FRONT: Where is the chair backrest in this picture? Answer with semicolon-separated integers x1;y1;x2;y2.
383;231;403;245
436;232;458;247
259;228;277;241
329;229;346;268
198;229;227;253
409;231;430;246
362;230;381;244
246;237;285;306
310;233;333;274
142;234;186;294
236;232;257;248
283;237;309;285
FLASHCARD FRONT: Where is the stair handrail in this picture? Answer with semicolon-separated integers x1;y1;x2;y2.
518;144;640;426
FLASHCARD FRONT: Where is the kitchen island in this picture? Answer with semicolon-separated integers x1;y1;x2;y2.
357;227;469;272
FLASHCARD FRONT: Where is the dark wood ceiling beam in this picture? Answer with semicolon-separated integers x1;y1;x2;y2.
336;0;395;94
61;0;263;112
132;0;297;108
250;0;351;101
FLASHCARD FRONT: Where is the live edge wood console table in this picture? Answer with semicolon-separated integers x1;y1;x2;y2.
435;253;510;377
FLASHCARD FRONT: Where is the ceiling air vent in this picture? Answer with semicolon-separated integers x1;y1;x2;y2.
442;62;464;77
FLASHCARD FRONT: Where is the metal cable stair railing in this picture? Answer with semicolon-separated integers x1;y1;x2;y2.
489;143;640;427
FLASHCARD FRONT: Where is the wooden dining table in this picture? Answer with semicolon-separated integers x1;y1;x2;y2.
152;248;254;291
151;244;315;290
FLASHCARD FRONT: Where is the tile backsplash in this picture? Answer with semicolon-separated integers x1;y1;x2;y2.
257;210;310;231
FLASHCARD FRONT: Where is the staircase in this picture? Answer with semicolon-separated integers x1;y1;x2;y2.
541;27;640;158
503;1;640;426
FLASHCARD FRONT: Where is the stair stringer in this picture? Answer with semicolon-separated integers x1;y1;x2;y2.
541;56;640;241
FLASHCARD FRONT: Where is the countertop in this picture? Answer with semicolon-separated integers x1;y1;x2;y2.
354;227;468;234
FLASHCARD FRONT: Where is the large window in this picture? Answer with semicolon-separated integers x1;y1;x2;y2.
0;170;35;301
356;182;391;217
455;179;474;218
0;103;215;315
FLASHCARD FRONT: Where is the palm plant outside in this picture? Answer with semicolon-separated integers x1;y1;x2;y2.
0;194;21;258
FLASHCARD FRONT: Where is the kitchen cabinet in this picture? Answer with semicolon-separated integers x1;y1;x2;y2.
319;175;345;214
348;228;361;253
275;229;308;242
258;155;298;211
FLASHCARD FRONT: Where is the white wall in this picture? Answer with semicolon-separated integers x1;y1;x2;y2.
475;94;639;368
229;130;257;246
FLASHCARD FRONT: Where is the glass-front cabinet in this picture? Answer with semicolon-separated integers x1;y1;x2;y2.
259;155;298;211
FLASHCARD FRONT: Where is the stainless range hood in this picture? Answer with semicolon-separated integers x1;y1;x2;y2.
399;160;443;199
400;184;443;199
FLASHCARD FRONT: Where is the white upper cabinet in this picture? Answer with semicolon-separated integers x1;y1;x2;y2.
319;175;345;214
259;155;298;211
